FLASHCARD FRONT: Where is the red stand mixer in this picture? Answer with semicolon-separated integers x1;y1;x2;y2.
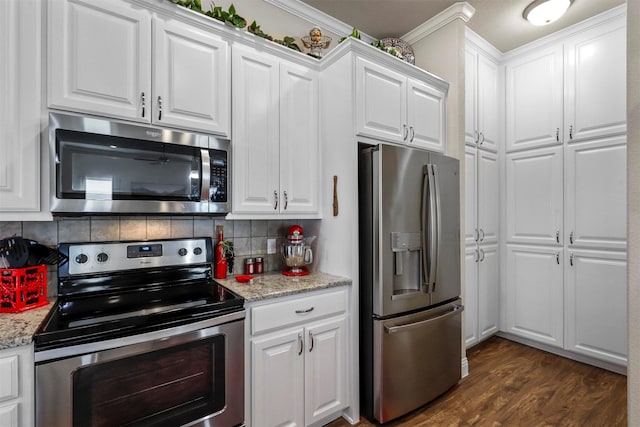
282;225;314;276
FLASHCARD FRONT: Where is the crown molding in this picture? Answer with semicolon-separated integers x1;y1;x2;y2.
402;2;476;45
465;27;503;61
262;0;376;44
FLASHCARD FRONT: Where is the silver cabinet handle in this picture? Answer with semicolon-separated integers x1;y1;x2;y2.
570;253;574;266
409;126;415;142
295;307;314;314
157;96;162;120
569;125;573;140
273;190;278;210
297;333;303;355
556;128;559;142
474;228;479;242
283;190;288;210
556;253;560;265
309;331;314;352
403;124;408;141
475;249;479;263
569;231;574;245
479;248;485;262
556;230;560;243
479;228;485;242
141;92;146;117
479;132;485;145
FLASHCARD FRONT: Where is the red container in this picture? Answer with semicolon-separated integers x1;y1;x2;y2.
0;265;49;313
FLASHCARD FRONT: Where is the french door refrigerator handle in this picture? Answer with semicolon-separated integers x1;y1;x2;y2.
384;305;464;334
429;164;440;292
421;166;430;292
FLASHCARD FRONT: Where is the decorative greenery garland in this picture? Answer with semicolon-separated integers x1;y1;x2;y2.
168;1;401;59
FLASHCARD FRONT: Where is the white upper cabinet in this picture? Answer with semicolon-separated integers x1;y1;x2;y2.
563;19;626;143
0;0;43;216
232;44;320;217
466;44;499;152
48;0;231;136
565;136;627;250
48;0;151;121
505;44;563;152
153;17;231;135
506;146;563;245
506;245;564;348
565;249;627;365
356;56;446;152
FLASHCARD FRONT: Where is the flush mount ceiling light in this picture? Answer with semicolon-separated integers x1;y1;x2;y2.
523;0;572;26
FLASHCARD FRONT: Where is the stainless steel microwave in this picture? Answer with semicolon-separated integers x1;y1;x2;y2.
49;113;230;215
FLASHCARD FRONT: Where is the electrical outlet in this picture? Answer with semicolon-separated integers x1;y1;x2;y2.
267;238;276;254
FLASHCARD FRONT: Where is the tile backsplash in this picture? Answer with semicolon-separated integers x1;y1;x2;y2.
0;217;320;297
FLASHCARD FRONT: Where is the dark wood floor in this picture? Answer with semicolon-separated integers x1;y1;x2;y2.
326;336;627;426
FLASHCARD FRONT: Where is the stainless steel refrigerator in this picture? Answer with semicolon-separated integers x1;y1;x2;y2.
359;143;463;423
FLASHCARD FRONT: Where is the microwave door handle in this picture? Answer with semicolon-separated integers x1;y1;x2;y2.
201;149;211;202
421;166;430;293
428;164;439;292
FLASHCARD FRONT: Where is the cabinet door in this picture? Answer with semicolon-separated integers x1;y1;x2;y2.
464;146;478;246
465;46;478;147
477;150;499;245
565;249;627;365
477;54;499;152
232;45;280;213
252;329;304;427
478;244;499;341
565;136;626;250
0;404;18;427
407;78;445;152
506;146;563;245
505;45;563;151
153;18;230;135
356;57;406;143
279;63;320;214
48;0;151;121
506;245;564;347
564;18;626;143
305;316;347;426
464;246;479;348
0;0;42;213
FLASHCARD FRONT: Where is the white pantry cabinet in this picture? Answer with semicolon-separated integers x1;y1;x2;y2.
564;137;627;251
0;345;34;427
505;245;564;348
232;44;320;217
48;0;231;136
505;146;563;246
465;42;499;152
355;56;446;152
505;13;626;151
565;249;627;365
0;0;44;217
465;244;499;348
248;288;348;427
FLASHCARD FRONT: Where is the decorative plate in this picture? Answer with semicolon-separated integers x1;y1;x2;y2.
380;37;415;65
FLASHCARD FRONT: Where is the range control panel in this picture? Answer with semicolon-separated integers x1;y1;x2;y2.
61;238;211;276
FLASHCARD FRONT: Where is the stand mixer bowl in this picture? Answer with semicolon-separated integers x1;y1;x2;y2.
282;244;313;274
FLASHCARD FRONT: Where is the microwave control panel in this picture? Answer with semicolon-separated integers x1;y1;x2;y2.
210;149;228;203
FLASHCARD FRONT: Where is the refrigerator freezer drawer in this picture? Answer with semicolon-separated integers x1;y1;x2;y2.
373;300;463;423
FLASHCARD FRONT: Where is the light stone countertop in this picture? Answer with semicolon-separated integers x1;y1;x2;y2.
0;302;52;350
216;271;352;302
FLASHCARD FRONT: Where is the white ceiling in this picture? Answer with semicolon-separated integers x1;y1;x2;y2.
300;0;626;52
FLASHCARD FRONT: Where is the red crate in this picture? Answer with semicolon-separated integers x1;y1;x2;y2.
0;265;49;313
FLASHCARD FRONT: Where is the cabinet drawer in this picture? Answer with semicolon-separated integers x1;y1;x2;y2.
251;288;347;335
0;355;18;402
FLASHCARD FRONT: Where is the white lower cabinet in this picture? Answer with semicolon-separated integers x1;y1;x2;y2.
248;288;348;426
0;345;34;427
505;245;564;348
465;244;499;348
565;249;627;365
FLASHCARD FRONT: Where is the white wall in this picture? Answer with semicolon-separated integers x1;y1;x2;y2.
627;0;639;422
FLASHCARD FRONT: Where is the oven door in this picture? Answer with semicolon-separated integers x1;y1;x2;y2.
35;312;244;427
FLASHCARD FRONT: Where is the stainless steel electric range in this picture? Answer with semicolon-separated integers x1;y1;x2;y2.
34;237;245;427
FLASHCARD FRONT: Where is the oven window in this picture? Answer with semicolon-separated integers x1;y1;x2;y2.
72;335;225;427
56;129;202;201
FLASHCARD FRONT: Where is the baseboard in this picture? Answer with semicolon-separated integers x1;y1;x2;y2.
461;356;469;378
497;332;627;375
